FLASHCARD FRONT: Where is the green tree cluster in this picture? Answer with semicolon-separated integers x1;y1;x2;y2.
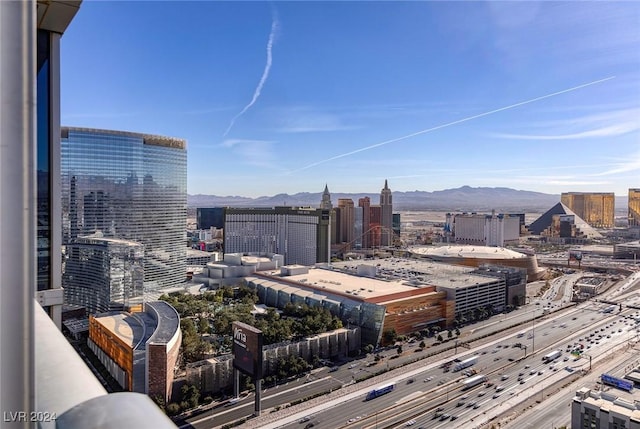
180;318;210;363
273;355;311;380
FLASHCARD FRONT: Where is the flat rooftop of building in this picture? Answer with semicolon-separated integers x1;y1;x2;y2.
146;301;180;344
576;386;640;418
570;244;615;256
93;311;157;351
187;248;214;257
331;258;499;290
409;245;529;259
277;267;415;299
258;261;495;300
77;233;143;247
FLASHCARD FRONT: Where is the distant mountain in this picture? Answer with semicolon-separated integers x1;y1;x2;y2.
188;186;572;212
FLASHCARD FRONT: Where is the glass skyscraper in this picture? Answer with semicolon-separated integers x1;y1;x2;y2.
61;127;187;308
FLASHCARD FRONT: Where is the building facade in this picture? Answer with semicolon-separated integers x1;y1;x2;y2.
61;127;187;299
380;180;393;246
64;235;144;314
572;387;640;429
561;192;615;228
629;188;640;228
337;198;355;248
197;207;225;230
187;328;360;394
88;301;181;404
446;212;520;247
358;196;371;249
223;207;330;266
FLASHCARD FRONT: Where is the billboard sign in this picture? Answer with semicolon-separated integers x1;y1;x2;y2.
559;214;575;223
232;321;263;378
569;251;583;261
601;374;633;392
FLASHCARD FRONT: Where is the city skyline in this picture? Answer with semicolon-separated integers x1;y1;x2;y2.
61;1;639;197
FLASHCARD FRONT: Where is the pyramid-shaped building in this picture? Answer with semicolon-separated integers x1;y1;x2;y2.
528;202;602;239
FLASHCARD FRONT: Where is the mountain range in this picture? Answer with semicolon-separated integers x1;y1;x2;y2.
188;186;627;212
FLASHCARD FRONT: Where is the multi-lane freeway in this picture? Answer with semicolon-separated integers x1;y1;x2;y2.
181;270;640;429
270;303;640;429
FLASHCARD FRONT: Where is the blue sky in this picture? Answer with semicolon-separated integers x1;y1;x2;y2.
61;1;640;198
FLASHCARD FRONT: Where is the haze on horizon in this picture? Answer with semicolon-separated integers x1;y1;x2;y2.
61;2;640;198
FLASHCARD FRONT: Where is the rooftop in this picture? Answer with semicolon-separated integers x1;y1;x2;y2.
62;126;186;150
279;267;419;300
332;257;504;290
93;311;156;351
146;301;181;344
409;245;529;259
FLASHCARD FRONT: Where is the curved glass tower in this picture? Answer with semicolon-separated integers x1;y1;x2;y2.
61;127;186;310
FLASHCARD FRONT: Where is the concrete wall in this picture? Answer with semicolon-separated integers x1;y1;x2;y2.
186;328;360;394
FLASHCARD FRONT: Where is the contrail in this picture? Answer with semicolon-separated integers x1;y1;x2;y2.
223;11;278;137
290;76;615;173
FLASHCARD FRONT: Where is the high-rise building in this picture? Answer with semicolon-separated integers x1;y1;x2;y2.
370;205;382;247
337;198;355;247
320;184;333;211
392;213;401;241
61;127;187;306
223;207;330;265
354;207;363;249
629;188;640;227
64;235;144;314
561;192;615;228
358;196;371;249
380;180;393;245
197;207;225;230
2;3;177;424
447;211;521;246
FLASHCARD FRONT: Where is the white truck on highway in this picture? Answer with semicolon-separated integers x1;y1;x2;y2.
461;374;487;390
452;355;479;372
542;350;561;363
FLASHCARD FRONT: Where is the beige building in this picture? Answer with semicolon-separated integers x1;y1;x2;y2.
629;188;640;227
561;192;615;228
572;387;640;429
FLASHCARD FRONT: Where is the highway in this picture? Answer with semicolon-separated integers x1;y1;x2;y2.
181;269;640;429
503;340;640;429
271;302;640;429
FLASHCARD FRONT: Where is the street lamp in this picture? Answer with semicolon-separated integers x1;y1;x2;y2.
532;313;535;353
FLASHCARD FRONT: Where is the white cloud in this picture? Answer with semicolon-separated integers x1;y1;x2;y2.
590;151;640;176
223;10;279;137
220;139;278;169
490;107;640;140
491;122;639;140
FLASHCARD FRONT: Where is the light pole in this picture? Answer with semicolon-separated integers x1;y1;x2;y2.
532;312;535;353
